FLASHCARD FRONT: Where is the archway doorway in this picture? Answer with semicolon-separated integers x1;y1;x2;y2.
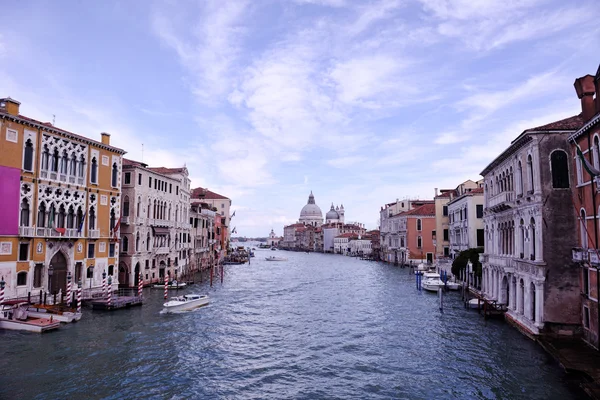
530;282;536;321
134;262;140;287
119;261;129;288
159;260;166;280
49;251;68;295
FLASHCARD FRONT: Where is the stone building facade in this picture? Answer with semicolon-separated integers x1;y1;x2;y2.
481;114;583;336
447;187;484;257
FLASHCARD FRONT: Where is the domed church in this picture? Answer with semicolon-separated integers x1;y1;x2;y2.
299;191;323;227
325;203;345;224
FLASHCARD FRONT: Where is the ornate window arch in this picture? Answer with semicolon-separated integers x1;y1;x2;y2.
550;149;570;189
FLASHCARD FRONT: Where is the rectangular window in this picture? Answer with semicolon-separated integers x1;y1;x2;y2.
87;267;93;279
18;243;29;261
124;172;131;185
34;263;43;287
584;306;590;329
75;262;82;283
476;204;484;218
145;259;149;270
6;128;18;143
176;186;179;195
443;206;448;216
169;184;172;193
109;243;115;257
477;229;485;247
443;247;450;257
138;173;142;185
583;268;590;296
149;177;152;188
443;229;449;241
87;243;95;258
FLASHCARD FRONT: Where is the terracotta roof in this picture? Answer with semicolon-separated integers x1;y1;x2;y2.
336;233;358;238
5;113;126;154
191;187;230;200
470;187;484;194
402;203;435;216
525;113;585;132
147;166;186;175
436;190;456;198
123;158;147;168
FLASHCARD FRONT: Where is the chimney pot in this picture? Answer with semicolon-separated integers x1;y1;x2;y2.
574;75;596;121
0;97;20;116
101;132;111;145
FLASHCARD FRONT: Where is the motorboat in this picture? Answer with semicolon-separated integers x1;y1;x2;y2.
467;298;483;309
421;278;446;292
152;281;187;289
265;256;287;261
0;303;61;333
423;271;440;279
26;305;82;323
445;281;460;291
162;294;209;313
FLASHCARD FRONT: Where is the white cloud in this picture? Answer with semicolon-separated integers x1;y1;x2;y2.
327;155;367;168
345;0;402;37
434;132;469;145
293;0;346;6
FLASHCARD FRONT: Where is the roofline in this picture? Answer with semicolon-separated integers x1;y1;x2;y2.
0;111;127;154
447;190;483;206
480;134;532;176
123;162;181;181
568;113;600;143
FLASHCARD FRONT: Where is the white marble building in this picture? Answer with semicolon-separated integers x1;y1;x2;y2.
299;191;323;227
480;115;582;336
448;188;484;257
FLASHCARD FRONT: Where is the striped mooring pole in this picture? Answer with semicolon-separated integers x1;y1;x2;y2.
164;274;169;299
77;280;82;314
102;270;107;299
138;272;143;298
0;276;5;304
66;271;72;307
107;276;112;306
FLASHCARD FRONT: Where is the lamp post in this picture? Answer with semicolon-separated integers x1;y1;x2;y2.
48;264;54;295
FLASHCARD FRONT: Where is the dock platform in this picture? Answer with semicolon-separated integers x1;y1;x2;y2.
90;296;143;311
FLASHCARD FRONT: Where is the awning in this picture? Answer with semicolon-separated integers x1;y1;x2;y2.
152;226;170;236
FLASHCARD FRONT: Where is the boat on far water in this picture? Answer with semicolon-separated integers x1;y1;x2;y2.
162;294;209;313
0;303;61;333
152;281;187;289
266;256;287;261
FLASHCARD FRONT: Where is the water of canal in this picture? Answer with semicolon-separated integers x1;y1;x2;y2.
0;250;583;399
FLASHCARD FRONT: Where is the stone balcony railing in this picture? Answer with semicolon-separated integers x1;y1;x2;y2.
487;191;515;212
156;246;169;255
19;226;35;237
89;229;100;238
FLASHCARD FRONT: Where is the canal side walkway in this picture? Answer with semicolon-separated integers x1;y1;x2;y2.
538;337;600;399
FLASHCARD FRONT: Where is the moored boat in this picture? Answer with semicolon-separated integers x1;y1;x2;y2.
26;305;82;323
265;256;287;261
422;278;445;292
0;303;61;333
162;294;209;313
445;281;460;290
152;281;187;289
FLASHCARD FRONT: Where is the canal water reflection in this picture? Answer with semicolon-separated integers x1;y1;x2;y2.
0;251;581;399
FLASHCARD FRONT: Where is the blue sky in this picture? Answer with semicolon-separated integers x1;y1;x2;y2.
1;0;599;237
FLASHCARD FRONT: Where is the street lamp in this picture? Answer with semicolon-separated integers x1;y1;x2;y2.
48;264;54;294
89;265;94;290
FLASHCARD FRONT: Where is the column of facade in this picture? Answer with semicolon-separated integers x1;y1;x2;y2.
516;278;522;314
525;280;533;320
535;281;544;326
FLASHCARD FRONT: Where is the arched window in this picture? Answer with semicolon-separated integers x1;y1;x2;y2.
137;197;141;217
17;271;27;286
89;206;96;230
51;148;59;172
61;150;68;174
530;282;536;321
519;279;525;314
146;232;151;251
520;219;525;257
416;219;422;231
581;209;588;249
153;200;157;219
20;198;30;226
47;204;56;228
110;208;116;231
594;136;600;170
87;267;93;279
136;232;140;252
70;153;77;176
550;150;569;189
111;163;118;187
76;207;83;230
122;235;129;252
517;161;523;195
23;139;34;171
90;157;98;184
67;206;74;229
123;196;130;217
57;205;66;228
417;236;422;248
530;217;536;261
78;155;85;178
509;167;513;191
147;199;151;218
41;145;49;171
527;154;534;193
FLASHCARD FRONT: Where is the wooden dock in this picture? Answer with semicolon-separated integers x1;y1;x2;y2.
90;296;143;311
463;288;507;319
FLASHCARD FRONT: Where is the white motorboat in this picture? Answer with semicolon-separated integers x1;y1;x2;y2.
265;256;287;261
153;281;187;289
445;281;460;291
467;298;483;309
423;271;440;279
26;305;82;323
0;303;61;333
421;278;446;292
162;294;209;313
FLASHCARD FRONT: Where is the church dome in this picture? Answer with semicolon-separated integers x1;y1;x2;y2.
299;191;323;219
326;203;339;220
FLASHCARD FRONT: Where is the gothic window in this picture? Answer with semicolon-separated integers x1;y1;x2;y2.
89;206;96;230
123;196;130;217
111;163;118;187
67;206;75;229
51;148;59;172
57;205;66;228
47;204;56;228
78;155;85;178
517;161;523;195
122;235;129;252
61;150;68;174
110;208;116;231
23;139;34;171
416;219;422;231
581;209;588;249
41;145;49;171
90;157;98;184
550;150;570;189
137;197;141;218
136;232;140;252
70;153;77;176
527;154;534;193
76;207;83;230
417;236;422;248
146;232;151;251
594;136;600;170
519;219;525;256
530;217;536;260
20;199;30;226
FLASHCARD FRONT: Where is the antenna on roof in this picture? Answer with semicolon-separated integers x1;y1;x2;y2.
52;114;55;125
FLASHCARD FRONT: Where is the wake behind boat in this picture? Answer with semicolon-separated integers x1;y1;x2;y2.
265;256;287;261
162;294;209;313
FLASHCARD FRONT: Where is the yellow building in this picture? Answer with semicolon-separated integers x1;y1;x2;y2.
0;97;126;300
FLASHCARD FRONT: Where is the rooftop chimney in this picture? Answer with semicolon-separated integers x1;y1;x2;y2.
101;132;111;145
0;97;20;116
574;75;596;121
434;187;438;197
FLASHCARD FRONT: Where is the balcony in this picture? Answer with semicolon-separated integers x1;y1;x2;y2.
19;226;35;237
59;173;67;183
487;191;515;213
572;248;588;262
486;254;514;272
121;216;130;225
155;247;169;255
89;229;100;239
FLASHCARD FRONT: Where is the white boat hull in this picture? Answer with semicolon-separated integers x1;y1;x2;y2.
265;257;287;261
153;283;187;289
26;309;82;323
0;318;61;333
468;299;482;309
446;282;460;291
422;278;445;292
162;296;209;313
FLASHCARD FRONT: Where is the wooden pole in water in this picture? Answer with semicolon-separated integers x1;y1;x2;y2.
210;266;213;287
221;264;224;284
438;287;443;312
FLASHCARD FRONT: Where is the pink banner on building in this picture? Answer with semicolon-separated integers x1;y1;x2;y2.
0;166;20;236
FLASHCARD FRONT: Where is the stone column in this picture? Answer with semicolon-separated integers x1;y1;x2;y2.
535;281;544;326
516;278;522;314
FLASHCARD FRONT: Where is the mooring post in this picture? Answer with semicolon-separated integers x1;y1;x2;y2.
221;264;224;284
438;287;443;312
210;266;213;287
